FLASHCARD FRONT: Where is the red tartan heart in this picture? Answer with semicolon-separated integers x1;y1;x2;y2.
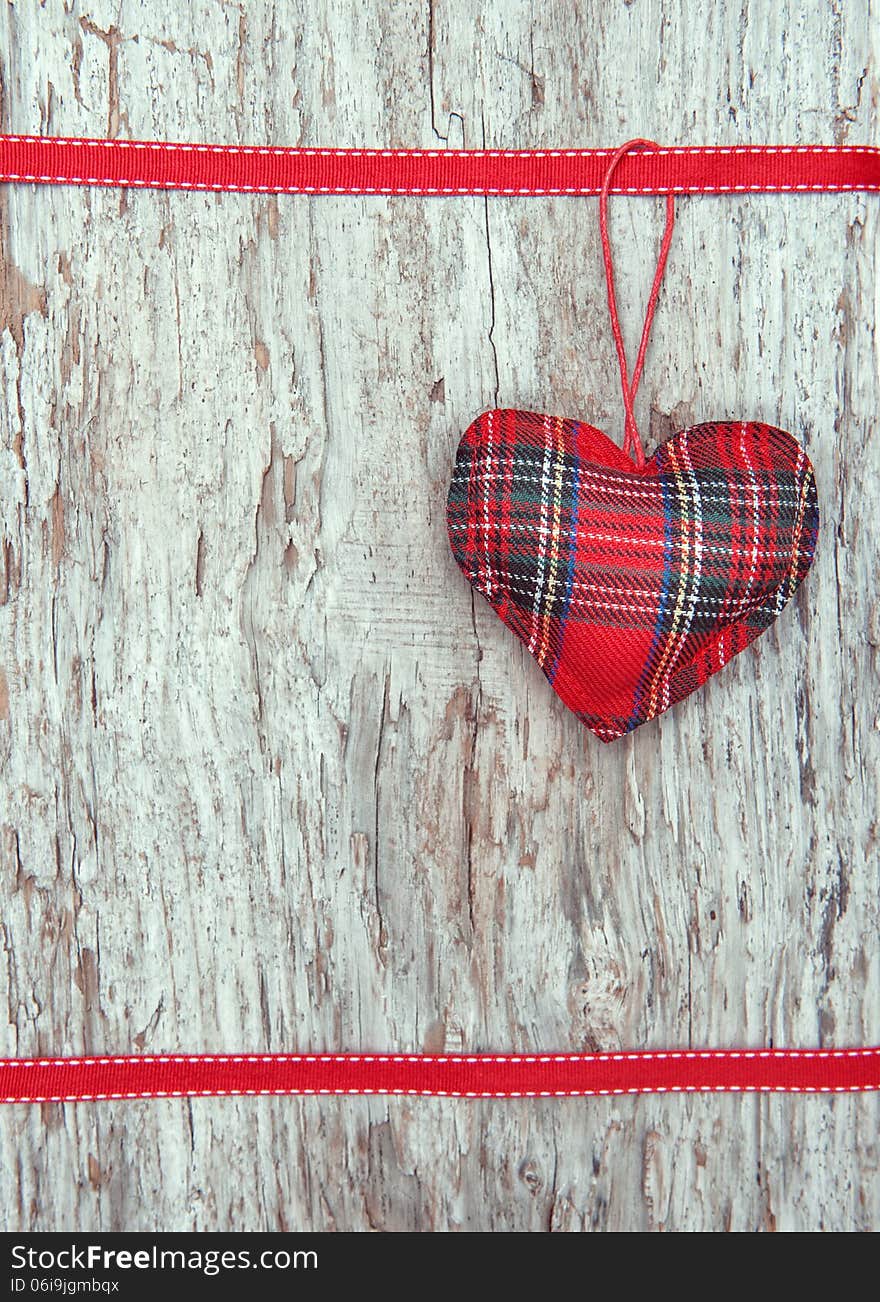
447;409;819;741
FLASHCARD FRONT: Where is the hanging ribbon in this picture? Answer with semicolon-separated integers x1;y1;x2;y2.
598;138;676;466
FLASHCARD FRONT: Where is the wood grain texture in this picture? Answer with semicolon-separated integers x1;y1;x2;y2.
1;0;878;1233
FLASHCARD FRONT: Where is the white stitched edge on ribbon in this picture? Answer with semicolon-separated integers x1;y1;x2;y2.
1;173;878;194
2;1049;877;1067
3;138;880;157
3;1086;879;1102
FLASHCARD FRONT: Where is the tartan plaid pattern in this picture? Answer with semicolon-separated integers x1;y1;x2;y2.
447;409;819;741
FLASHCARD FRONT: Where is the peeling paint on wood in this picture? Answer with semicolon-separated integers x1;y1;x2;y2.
0;0;878;1232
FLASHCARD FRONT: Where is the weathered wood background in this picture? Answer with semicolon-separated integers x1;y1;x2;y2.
1;0;878;1232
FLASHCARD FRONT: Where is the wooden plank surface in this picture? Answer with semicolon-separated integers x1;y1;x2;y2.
1;0;878;1232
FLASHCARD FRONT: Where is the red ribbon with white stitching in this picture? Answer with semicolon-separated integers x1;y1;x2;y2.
1;133;877;1100
1;1050;878;1102
0;135;879;195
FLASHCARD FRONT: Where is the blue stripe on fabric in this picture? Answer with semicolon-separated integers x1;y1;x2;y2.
627;452;674;732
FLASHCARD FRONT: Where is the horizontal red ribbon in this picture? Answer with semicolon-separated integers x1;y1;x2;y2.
1;1049;878;1101
0;136;879;196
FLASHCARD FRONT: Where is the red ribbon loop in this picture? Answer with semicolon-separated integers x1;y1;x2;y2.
599;139;676;467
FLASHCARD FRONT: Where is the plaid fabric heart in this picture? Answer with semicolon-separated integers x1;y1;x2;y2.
447;409;819;741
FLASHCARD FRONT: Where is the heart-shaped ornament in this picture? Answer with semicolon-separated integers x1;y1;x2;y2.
447;409;819;741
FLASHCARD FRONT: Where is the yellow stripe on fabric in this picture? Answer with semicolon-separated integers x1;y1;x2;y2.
537;417;566;669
